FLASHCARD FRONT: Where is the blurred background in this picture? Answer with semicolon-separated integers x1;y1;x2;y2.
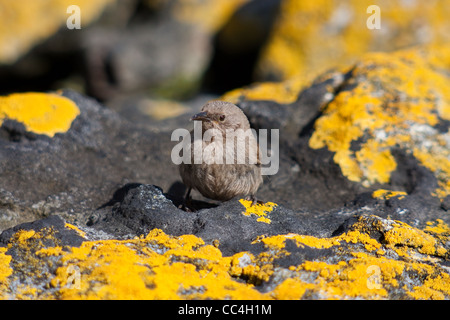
0;0;449;124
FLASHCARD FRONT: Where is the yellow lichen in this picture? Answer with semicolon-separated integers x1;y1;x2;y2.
41;229;271;300
36;246;65;257
222;75;308;105
137;99;188;120
1;214;449;300
239;199;277;224
0;92;80;137
255;233;339;251
257;0;450;82
172;0;248;33
424;219;450;235
339;229;381;252
272;252;450;300
383;221;447;257
408;273;450;300
257;225;380;253
64;223;86;239
309;46;450;198
271;278;316;299
12;229;37;243
274;248;450;300
256;216;449;299
0;0;114;64
0;248;12;299
272;256;404;299
372;189;407;200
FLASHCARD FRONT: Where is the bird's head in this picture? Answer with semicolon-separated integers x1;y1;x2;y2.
190;101;250;132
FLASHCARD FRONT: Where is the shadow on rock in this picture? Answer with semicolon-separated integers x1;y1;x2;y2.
87;184;324;256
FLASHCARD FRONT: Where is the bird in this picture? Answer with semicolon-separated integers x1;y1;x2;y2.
179;100;263;209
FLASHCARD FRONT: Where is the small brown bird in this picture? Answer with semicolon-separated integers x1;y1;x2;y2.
179;101;263;208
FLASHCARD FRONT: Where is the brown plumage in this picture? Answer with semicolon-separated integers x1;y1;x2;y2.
179;101;263;206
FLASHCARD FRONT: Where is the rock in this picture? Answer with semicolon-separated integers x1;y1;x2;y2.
1;44;450;299
256;0;450;83
202;0;282;93
223;45;450;227
90;184;324;256
0;89;180;230
82;19;211;101
0;0;114;65
105;94;216;132
1;208;449;299
0;215;85;248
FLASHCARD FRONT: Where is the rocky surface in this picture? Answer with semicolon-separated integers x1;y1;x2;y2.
256;0;450;84
0;44;450;299
1;0;450;300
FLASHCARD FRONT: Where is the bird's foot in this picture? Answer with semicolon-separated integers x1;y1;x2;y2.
179;196;196;212
179;187;197;212
245;195;264;207
179;203;196;212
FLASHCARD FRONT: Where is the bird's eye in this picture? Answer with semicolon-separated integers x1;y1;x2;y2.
219;115;226;121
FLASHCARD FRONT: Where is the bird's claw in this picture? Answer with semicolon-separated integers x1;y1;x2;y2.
245;195;264;207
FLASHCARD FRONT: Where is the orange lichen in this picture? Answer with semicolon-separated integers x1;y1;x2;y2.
372;189;407;200
257;0;450;82
309;46;450;197
239;199;277;224
222;75;308;105
1;214;449;300
0;92;80;137
0;0;114;64
64;223;86;239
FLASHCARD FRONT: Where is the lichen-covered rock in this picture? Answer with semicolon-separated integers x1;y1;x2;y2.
0;210;449;299
223;45;450;225
88;184;323;256
1;44;450;299
0;90;179;230
0;92;80;137
0;0;114;64
309;46;450;198
256;0;450;83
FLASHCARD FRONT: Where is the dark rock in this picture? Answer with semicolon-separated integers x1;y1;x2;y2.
202;0;282;93
0;215;85;248
90;184;324;256
0;89;180;230
83;21;210;101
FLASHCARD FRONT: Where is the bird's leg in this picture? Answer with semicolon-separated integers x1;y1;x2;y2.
180;187;195;212
245;194;264;206
185;187;192;203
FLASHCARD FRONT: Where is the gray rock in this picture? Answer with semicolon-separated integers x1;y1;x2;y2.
0;89;180;231
89;183;326;256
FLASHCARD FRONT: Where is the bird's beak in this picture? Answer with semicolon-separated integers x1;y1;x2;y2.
190;111;211;122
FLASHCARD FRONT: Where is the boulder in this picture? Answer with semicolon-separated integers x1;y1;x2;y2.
0;90;179;230
256;0;450;83
0;208;449;299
